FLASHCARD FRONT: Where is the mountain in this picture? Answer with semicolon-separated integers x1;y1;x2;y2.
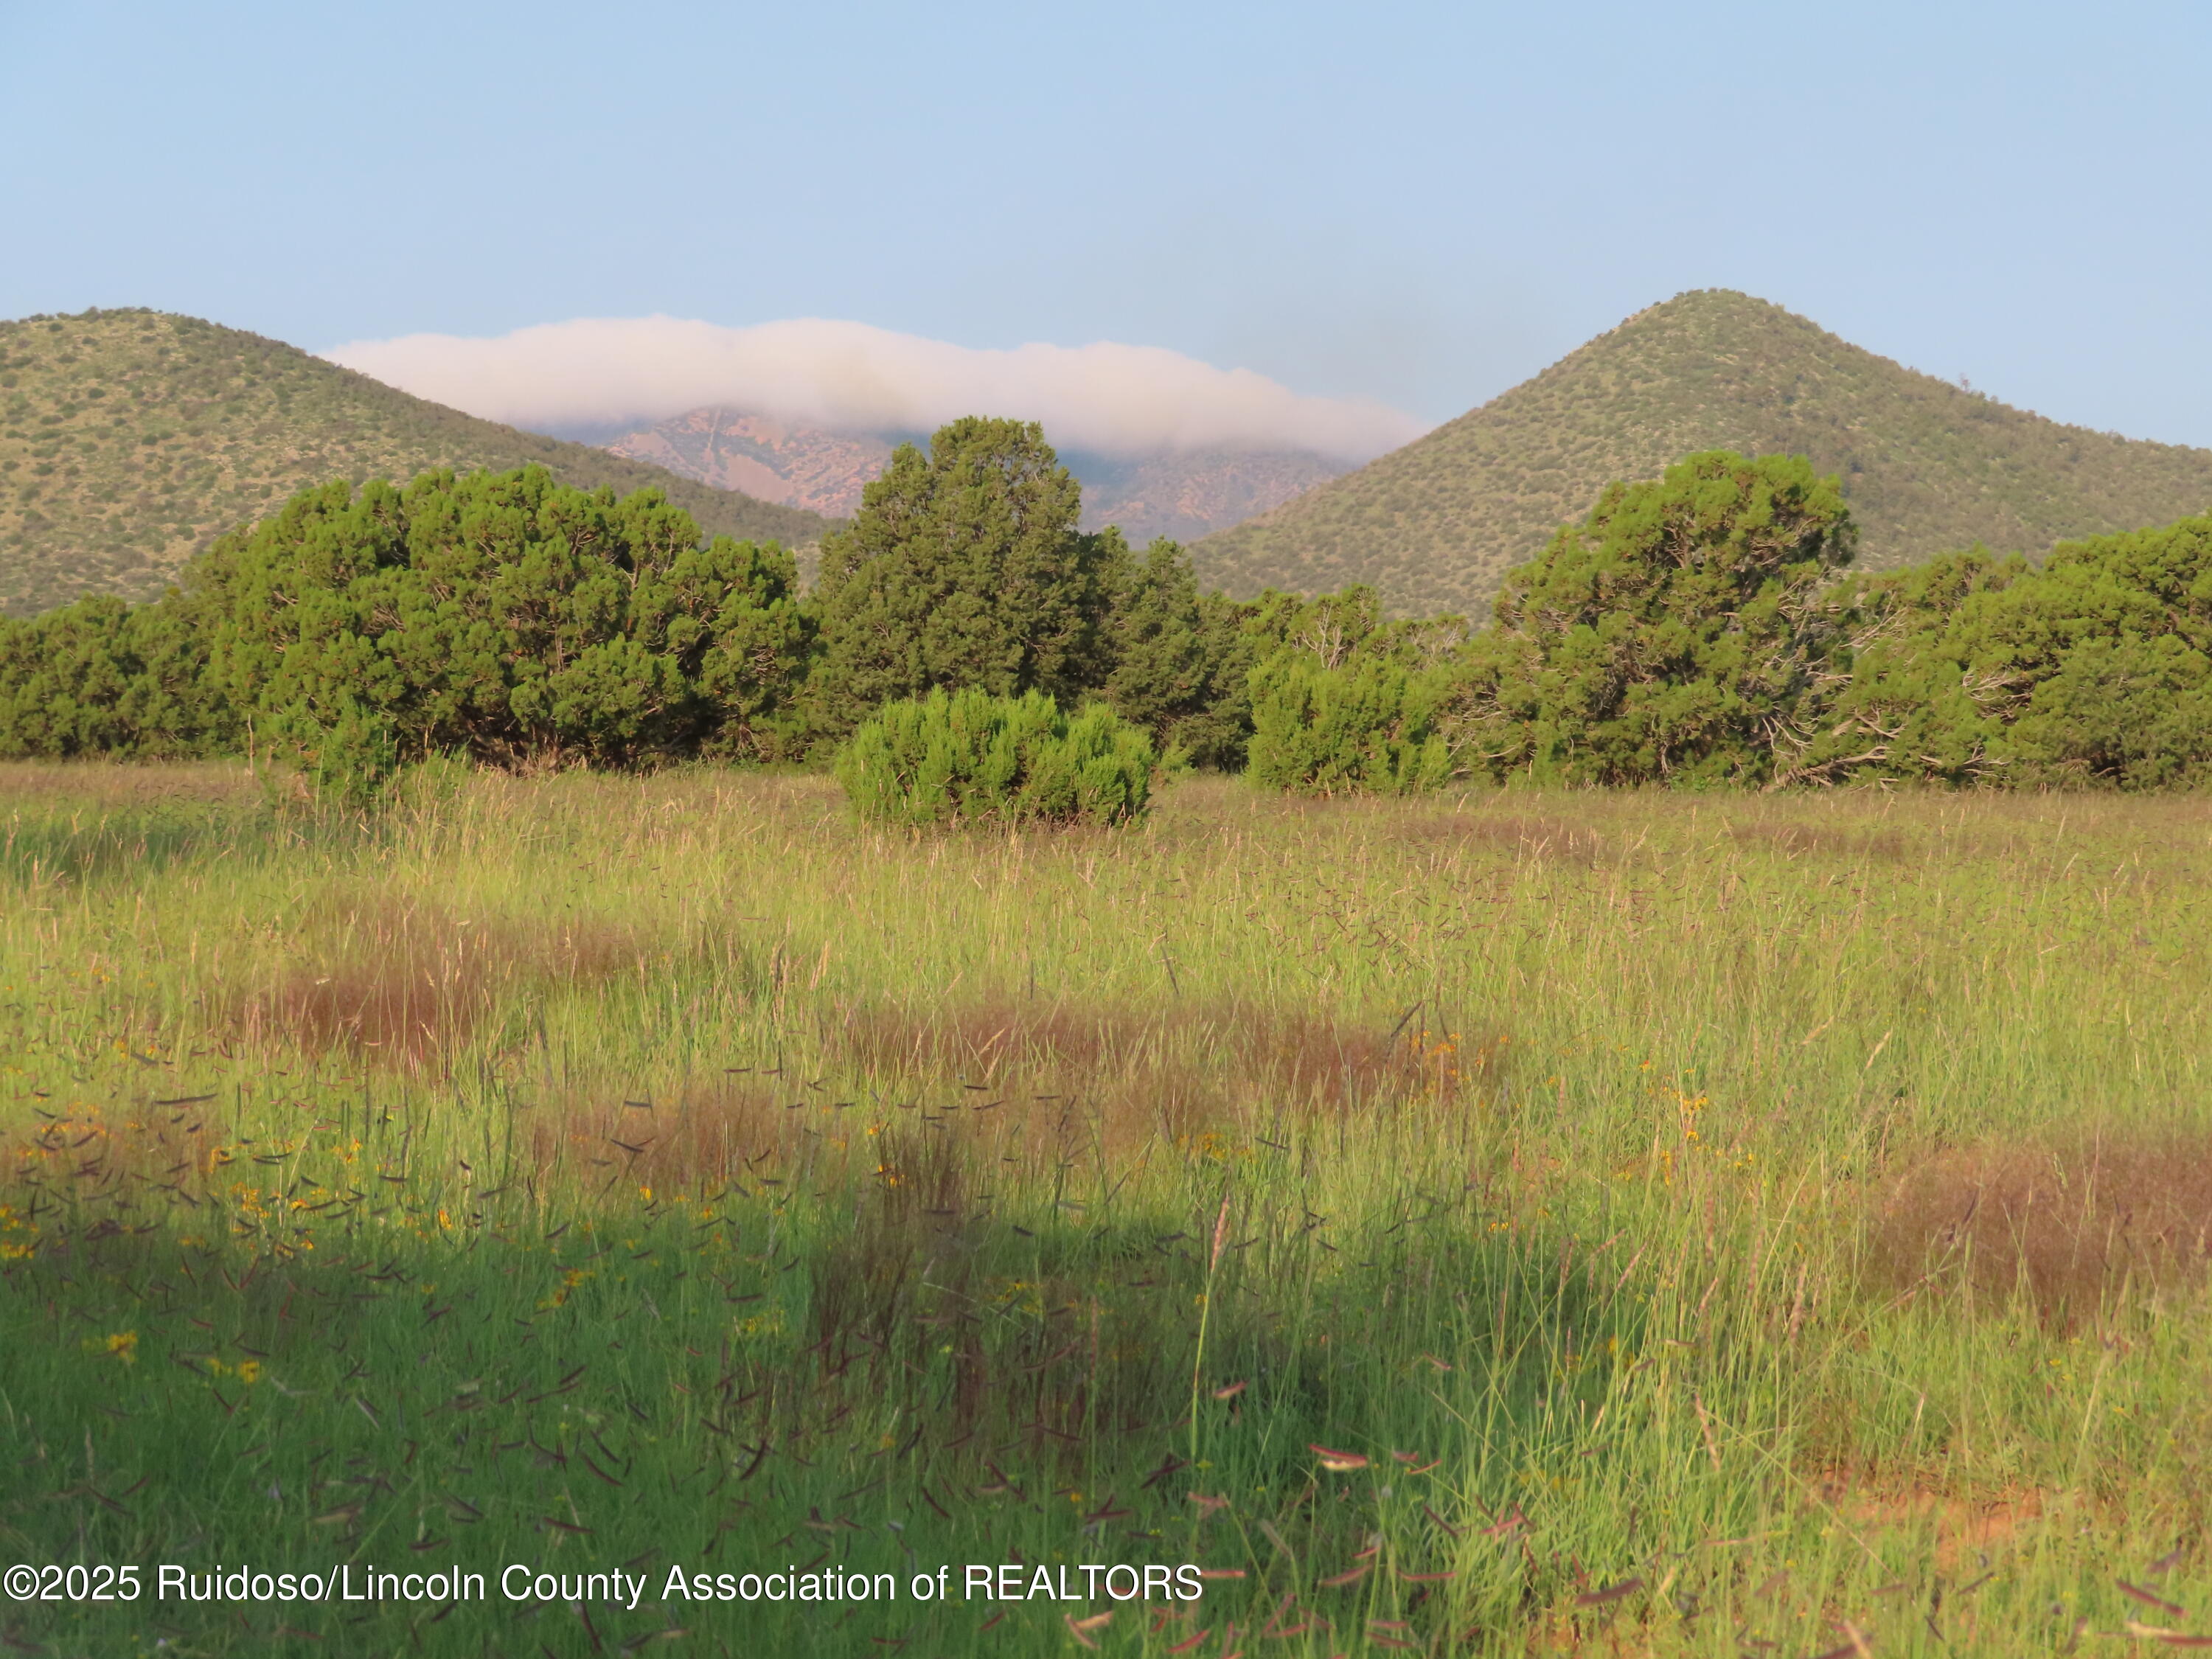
599;406;1347;546
1070;448;1346;546
1192;290;2212;617
0;309;835;616
605;408;890;518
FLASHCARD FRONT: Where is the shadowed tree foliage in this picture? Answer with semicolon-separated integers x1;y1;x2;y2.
1459;451;1857;785
1099;538;1265;768
18;430;2212;800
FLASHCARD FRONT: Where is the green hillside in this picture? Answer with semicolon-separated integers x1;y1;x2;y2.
0;308;834;616
1192;290;2212;616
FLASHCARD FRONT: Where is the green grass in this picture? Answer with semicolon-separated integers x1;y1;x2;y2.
0;309;835;617
5;765;2212;1655
1194;289;2212;617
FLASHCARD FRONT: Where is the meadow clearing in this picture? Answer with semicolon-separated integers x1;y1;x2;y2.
2;763;2211;1656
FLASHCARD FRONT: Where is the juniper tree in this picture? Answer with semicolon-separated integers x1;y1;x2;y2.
1099;538;1262;767
1459;450;1857;785
198;465;809;793
805;418;1127;739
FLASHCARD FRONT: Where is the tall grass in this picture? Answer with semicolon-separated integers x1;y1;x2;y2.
4;766;2212;1655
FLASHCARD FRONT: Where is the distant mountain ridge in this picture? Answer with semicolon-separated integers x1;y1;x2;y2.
599;406;1347;546
20;295;2205;627
0;309;834;617
607;409;889;518
1069;448;1346;546
1192;291;2212;617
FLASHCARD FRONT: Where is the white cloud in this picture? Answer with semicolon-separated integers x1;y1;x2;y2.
321;316;1428;463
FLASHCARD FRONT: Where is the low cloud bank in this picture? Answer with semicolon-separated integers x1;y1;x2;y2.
323;316;1428;462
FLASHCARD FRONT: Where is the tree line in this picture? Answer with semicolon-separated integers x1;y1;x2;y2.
4;416;2210;804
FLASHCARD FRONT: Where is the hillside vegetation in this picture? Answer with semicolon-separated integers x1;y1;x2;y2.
0;308;832;616
1194;290;2212;616
15;423;2212;798
1071;445;1344;545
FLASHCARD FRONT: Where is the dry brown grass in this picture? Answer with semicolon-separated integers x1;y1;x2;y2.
0;759;262;808
807;1124;971;1352
229;897;681;1066
793;1123;1186;1461
833;997;1509;1153
1387;811;1607;863
1869;1125;2212;1314
527;1078;796;1196
5;1092;246;1239
1727;821;1913;860
1840;1488;2048;1574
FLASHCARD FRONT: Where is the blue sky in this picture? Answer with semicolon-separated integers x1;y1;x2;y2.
3;0;2208;446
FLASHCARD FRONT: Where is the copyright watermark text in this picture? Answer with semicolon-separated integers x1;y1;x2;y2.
7;1559;1208;1607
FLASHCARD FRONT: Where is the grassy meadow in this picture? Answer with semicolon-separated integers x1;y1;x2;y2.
4;764;2212;1655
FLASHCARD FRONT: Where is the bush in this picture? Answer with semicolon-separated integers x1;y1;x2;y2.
0;591;233;760
834;689;1156;827
199;465;810;796
1459;450;1856;786
1791;512;2212;788
1245;652;1458;794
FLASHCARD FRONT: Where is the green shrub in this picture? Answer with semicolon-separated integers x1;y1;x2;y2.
199;465;810;794
1245;651;1457;794
834;688;1155;827
0;591;233;760
1459;450;1856;787
1791;512;2212;788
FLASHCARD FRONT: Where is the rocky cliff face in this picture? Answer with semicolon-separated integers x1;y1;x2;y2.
604;409;891;518
600;408;1346;545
